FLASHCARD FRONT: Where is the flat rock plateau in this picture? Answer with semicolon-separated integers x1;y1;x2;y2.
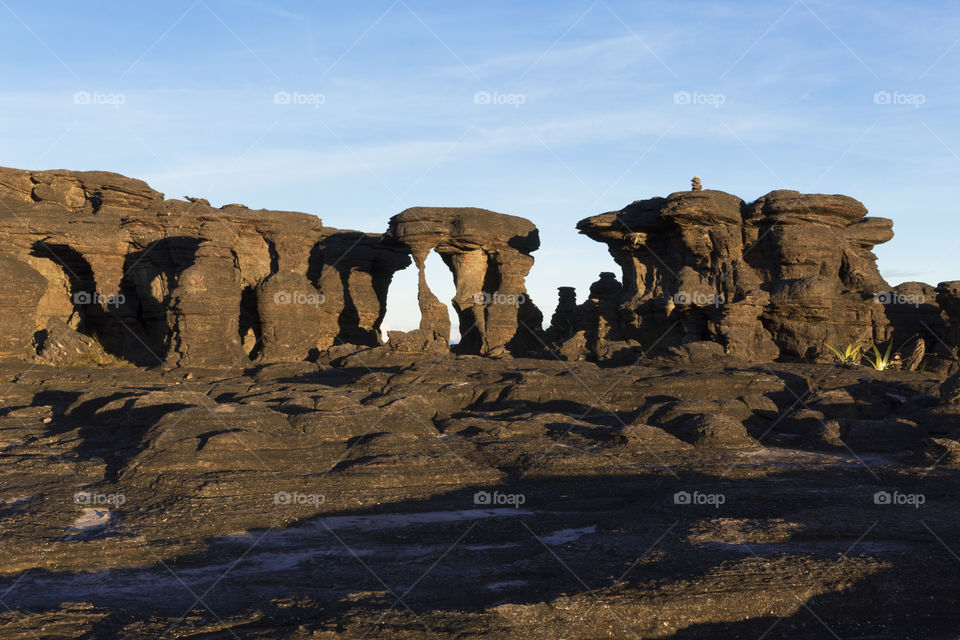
2;168;960;639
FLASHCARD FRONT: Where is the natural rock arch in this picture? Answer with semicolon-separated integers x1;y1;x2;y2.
385;207;543;356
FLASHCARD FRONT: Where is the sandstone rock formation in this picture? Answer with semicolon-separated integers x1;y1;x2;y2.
547;272;635;359
5;170;960;639
0;255;48;360
0;167;409;367
569;187;907;361
3;166;958;368
35;317;118;367
937;281;960;348
386;207;543;356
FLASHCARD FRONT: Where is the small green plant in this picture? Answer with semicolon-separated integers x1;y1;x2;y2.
862;341;895;371
825;342;862;364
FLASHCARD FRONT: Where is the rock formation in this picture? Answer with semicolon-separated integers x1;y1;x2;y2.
0;167;409;367
386;207;543;356
937;282;960;348
2;165;958;367
570;187;903;361
5;170;960;639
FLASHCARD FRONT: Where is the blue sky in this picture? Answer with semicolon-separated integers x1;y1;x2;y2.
2;0;959;336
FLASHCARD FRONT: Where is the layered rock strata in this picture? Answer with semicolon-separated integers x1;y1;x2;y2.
571;187;901;360
0;167;409;366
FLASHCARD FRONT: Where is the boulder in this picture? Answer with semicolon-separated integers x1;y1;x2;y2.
387;329;449;353
941;371;960;404
615;423;692;451
35;317;118;367
670;413;759;449
842;418;924;452
122;404;306;475
937;281;960;349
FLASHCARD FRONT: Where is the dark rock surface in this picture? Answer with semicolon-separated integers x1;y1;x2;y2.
34;317;119;367
0;356;959;638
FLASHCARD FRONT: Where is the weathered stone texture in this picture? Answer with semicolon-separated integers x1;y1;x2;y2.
386;207;543;355
567;187;947;361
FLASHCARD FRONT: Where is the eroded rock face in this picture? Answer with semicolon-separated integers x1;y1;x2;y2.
3;167;957;367
386;207;543;355
0;256;51;359
0;167;409;366
571;188;903;360
312;231;411;349
35;317;118;367
937;282;960;348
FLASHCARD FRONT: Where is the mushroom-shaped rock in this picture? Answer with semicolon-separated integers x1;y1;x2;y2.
387;207;543;355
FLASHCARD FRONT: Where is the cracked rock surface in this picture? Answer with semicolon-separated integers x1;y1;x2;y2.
1;353;960;638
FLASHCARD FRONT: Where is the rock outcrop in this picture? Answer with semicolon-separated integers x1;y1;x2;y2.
3;166;958;367
0;255;48;360
937;282;960;348
0;167;409;367
34;317;119;366
569;187;903;361
386;207;543;356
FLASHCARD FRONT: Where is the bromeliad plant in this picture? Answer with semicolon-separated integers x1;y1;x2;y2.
862;341;895;371
824;342;863;365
